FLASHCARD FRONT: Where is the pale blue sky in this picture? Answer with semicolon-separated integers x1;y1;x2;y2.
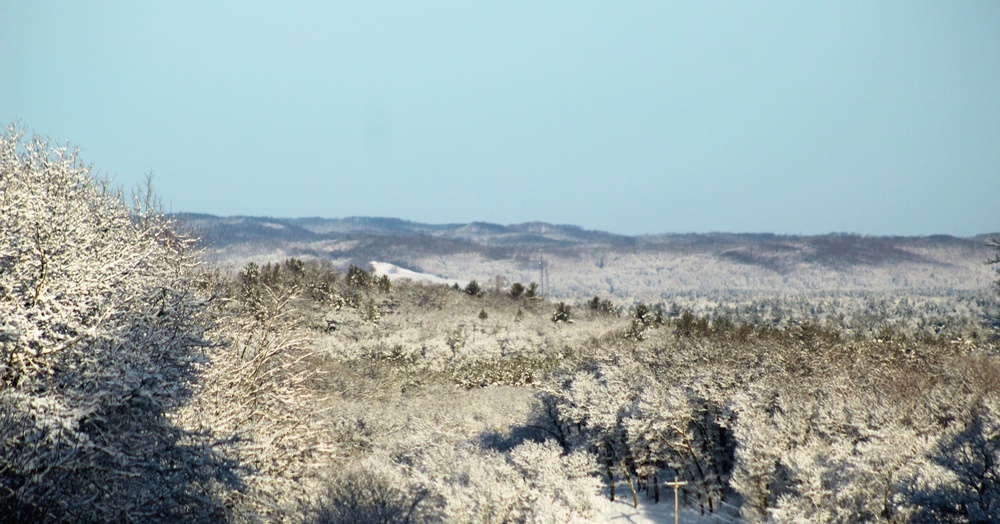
3;2;998;235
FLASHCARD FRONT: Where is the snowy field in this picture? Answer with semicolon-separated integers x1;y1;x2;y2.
595;492;741;523
370;260;469;287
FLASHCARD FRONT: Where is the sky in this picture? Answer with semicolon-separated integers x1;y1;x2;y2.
2;2;998;236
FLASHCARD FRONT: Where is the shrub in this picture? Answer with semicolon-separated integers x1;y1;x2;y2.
348;264;373;287
301;465;436;524
589;296;618;316
552;302;573;323
377;274;392;293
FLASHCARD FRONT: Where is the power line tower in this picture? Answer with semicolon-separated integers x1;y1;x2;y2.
538;249;549;297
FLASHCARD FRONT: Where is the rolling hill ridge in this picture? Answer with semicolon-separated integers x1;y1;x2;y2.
176;213;996;301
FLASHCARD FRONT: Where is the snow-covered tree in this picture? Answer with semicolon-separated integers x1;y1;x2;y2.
0;126;232;521
914;379;1000;521
987;236;1000;338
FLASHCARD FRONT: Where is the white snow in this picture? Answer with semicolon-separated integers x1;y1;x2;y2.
369;261;468;287
595;496;734;524
593;486;740;523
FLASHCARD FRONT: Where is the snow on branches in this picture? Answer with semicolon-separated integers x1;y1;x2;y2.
0;126;231;522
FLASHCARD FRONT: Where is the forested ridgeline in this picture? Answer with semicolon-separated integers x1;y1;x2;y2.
2;127;999;522
183;213;996;302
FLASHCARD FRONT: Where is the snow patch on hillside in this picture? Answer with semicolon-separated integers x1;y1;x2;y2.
370;261;467;287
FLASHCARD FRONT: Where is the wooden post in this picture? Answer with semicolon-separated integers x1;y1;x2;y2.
664;476;688;524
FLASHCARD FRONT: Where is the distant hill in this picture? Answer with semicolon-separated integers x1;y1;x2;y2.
174;213;997;301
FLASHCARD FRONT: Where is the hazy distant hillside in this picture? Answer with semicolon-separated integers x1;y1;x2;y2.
176;213;996;301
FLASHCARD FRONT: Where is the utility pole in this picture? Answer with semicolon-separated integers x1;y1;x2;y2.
538;249;547;297
664;476;688;524
544;259;549;297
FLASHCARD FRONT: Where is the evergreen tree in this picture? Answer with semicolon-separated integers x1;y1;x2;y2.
347;264;372;287
552;302;573;323
377;274;392;293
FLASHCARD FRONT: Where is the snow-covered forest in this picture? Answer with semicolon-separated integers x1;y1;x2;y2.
179;214;996;305
3;126;1000;523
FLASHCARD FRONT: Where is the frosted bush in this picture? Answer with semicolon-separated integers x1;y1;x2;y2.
397;440;600;524
507;440;602;522
302;455;440;524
